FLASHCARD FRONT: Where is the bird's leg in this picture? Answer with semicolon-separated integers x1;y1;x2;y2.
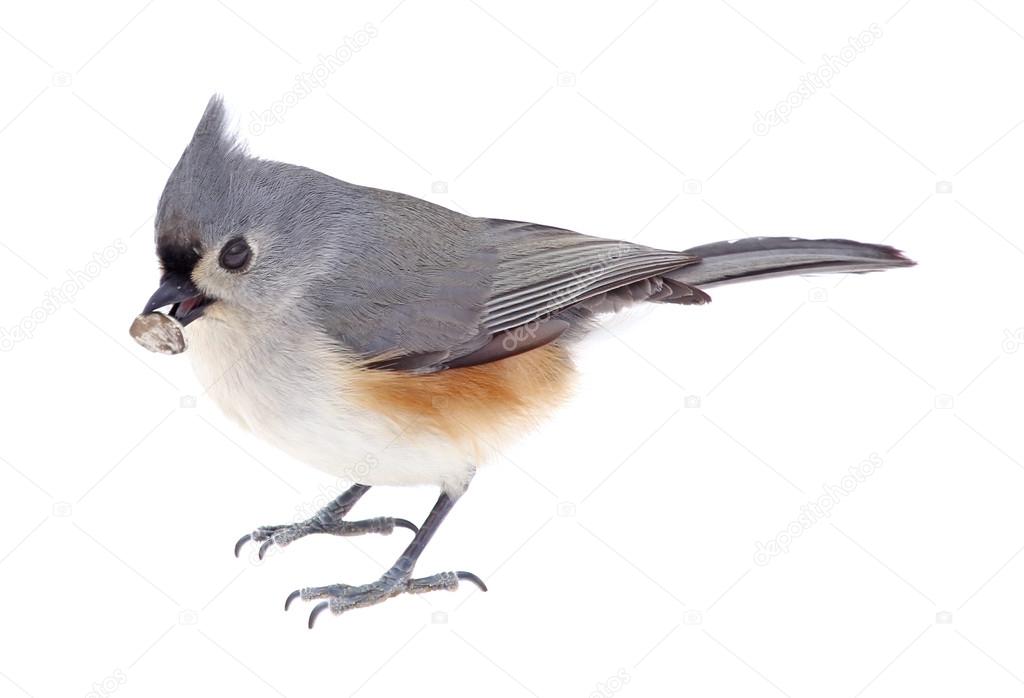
234;484;417;559
289;487;486;626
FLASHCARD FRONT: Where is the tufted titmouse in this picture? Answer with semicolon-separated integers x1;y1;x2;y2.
134;97;913;625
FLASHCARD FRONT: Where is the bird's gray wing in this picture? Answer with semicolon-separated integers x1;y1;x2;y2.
477;219;701;335
316;196;702;372
312;187;499;371
426;219;707;369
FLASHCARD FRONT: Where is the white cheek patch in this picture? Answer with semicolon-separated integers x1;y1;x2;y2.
129;312;187;355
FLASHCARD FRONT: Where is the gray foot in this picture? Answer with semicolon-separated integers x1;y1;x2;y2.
234;515;418;560
287;570;488;627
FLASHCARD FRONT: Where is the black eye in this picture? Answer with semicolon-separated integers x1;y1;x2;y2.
218;237;251;271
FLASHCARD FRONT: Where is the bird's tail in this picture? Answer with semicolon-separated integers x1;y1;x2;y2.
668;237;914;288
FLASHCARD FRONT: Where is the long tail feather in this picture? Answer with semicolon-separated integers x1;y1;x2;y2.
668;237;914;288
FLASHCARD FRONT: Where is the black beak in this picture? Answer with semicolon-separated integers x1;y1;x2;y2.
143;273;209;326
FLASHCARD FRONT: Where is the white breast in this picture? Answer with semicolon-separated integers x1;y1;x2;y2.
184;311;477;493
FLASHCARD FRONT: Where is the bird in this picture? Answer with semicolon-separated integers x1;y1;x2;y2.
134;96;914;627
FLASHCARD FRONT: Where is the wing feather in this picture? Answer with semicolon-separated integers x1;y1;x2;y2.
321;204;698;372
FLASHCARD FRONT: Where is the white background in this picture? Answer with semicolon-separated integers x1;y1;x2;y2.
1;1;1023;696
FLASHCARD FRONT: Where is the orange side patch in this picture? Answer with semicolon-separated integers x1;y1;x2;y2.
349;344;576;455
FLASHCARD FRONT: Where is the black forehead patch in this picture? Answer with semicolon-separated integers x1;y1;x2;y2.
157;241;201;278
156;212;202;277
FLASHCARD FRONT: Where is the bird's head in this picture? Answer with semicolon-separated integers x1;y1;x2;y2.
142;96;330;330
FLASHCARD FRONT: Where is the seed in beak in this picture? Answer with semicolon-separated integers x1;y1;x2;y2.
129;312;187;355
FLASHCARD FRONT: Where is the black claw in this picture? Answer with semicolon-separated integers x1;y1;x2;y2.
284;589;301;611
393;518;419;534
456;571;488;592
258;539;274;560
233;534;251;558
308;601;330;629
